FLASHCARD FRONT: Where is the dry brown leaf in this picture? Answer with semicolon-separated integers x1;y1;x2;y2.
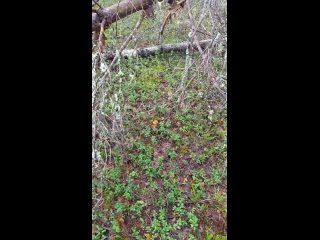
117;217;125;227
152;120;159;128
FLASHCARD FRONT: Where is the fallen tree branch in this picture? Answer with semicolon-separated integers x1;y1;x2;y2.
93;0;153;29
102;39;214;60
93;0;154;51
92;0;187;51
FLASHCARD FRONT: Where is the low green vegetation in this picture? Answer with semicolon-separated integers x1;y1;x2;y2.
93;52;227;239
93;1;227;239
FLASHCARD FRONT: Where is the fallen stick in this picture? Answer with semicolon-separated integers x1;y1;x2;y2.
103;39;213;60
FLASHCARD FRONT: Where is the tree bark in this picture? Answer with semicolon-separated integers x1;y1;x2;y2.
93;0;153;30
103;39;213;60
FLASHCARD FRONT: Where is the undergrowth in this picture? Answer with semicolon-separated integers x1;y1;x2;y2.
93;1;227;239
93;53;227;240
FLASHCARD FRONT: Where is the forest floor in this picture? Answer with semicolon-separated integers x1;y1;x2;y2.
93;1;227;240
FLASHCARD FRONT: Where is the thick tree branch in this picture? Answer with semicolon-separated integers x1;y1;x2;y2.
102;39;214;60
93;0;153;30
